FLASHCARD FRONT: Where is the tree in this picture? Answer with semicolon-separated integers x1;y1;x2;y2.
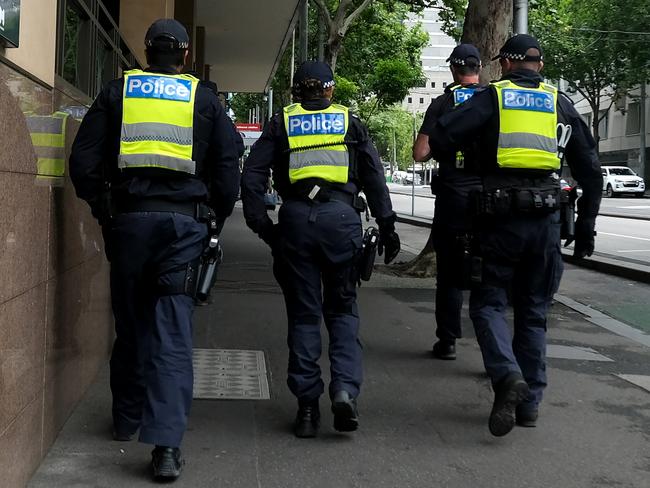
312;0;441;71
530;0;650;146
394;0;513;277
460;0;512;83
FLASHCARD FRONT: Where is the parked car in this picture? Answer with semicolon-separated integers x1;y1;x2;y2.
602;166;646;198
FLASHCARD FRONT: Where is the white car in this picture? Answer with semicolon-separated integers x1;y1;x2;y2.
602;166;645;198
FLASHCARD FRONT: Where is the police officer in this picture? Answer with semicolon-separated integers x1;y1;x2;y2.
241;61;400;438
413;44;483;360
70;19;240;480
428;34;601;437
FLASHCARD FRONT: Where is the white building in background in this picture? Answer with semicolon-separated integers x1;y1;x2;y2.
566;82;649;179
403;8;457;113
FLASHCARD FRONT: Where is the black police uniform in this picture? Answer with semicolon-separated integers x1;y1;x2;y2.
429;69;602;422
70;67;240;448
241;98;396;407
419;82;482;349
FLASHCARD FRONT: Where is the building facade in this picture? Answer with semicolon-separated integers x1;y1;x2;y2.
403;7;456;114
569;83;649;180
0;1;299;485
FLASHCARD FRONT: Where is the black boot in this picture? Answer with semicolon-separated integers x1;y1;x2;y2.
432;340;456;360
151;446;184;482
488;373;529;437
294;401;320;438
331;391;359;432
516;405;539;427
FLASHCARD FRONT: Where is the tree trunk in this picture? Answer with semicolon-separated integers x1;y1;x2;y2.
387;0;513;278
381;229;437;278
461;0;513;84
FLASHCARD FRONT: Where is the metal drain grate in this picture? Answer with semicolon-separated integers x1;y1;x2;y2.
193;348;270;400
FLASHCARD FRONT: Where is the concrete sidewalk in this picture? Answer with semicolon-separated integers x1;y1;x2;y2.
30;207;650;488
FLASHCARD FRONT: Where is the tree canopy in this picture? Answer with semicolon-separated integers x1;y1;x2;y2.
530;0;650;143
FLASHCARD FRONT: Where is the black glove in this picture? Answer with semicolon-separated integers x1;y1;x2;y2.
565;217;595;258
378;229;401;264
258;218;279;250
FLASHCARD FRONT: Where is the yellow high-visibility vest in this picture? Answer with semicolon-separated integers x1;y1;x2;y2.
492;80;560;171
283;103;350;184
449;85;478;169
120;69;199;175
26;111;69;186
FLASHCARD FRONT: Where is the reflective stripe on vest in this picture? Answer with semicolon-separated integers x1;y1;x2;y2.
283;103;350;184
493;80;560;171
449;85;477;168
26;111;68;184
120;69;198;174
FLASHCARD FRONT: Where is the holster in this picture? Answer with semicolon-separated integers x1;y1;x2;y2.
560;187;577;240
452;232;482;290
357;227;380;284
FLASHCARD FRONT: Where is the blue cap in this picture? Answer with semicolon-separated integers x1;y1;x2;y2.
294;61;336;88
446;44;481;66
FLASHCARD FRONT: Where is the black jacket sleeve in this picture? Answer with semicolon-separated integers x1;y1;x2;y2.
428;87;496;159
558;94;602;222
206;98;241;224
352;117;396;228
420;93;452;134
70;83;115;219
241;114;282;239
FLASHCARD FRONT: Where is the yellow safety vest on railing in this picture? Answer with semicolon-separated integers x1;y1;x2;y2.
283;103;350;184
493;80;560;171
120;69;199;175
26;111;68;186
449;85;477;169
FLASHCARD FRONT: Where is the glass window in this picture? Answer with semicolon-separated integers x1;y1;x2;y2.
57;0;139;97
419;97;424;104
408;97;412;104
62;2;92;92
442;82;447;88
609;167;636;176
431;81;436;88
598;109;609;139
626;102;641;136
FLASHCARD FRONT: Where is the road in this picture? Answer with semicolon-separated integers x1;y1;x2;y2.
388;185;650;266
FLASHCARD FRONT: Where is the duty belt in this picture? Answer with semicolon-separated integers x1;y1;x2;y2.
115;198;209;220
289;186;367;213
473;186;560;217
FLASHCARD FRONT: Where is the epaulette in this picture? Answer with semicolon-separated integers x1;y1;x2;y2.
558;90;576;105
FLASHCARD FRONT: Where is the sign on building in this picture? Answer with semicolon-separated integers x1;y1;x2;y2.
0;0;20;48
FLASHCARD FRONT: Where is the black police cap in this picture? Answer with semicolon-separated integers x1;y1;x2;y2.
145;19;190;50
294;61;336;88
492;34;543;62
446;44;481;66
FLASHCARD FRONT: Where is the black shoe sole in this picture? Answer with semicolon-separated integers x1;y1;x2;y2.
432;351;457;360
152;465;182;482
515;418;537;428
489;382;529;437
332;401;359;432
294;422;319;438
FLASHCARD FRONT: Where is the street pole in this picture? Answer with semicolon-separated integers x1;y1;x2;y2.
513;0;529;34
392;127;397;176
412;112;416;216
299;0;309;63
317;14;325;62
268;88;274;120
640;82;647;181
290;29;295;90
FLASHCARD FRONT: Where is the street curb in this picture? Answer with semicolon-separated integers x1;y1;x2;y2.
395;212;650;284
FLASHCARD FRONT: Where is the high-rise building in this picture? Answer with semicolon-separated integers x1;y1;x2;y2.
403;8;457;113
